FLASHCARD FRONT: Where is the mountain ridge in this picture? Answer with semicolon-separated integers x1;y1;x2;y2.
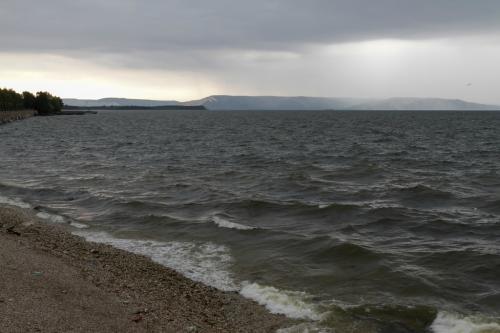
64;96;500;111
349;97;499;110
63;97;180;108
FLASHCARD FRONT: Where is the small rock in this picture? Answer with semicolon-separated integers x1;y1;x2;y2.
6;226;21;236
131;314;143;323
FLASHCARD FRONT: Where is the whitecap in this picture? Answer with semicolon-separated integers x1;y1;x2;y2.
36;211;65;224
240;282;323;321
0;195;31;209
431;311;500;333
69;221;89;229
212;215;256;230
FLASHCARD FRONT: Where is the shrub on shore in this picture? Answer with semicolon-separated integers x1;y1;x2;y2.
22;91;36;109
0;88;63;114
35;91;64;114
0;88;24;111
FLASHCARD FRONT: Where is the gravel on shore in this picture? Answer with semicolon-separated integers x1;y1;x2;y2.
0;205;296;332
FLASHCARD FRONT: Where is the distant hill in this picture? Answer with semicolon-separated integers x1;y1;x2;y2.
181;95;374;110
64;96;500;111
349;97;499;110
63;105;206;111
63;98;180;108
182;95;499;110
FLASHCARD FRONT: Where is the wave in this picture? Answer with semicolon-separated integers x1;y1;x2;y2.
323;304;437;332
396;184;455;201
0;181;93;205
73;230;238;291
211;215;256;230
240;282;323;321
312;241;382;264
0;192;90;229
263;299;500;333
480;200;500;214
117;199;168;210
69;221;90;229
36;211;65;224
317;202;360;212
277;323;332;333
0;195;31;209
0;180;34;191
275;300;439;333
315;162;385;181
225;199;362;217
73;230;326;323
431;312;500;333
408;218;487;237
37;210;90;230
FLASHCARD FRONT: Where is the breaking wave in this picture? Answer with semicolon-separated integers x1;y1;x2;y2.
211;215;256;230
431;312;500;333
73;230;238;291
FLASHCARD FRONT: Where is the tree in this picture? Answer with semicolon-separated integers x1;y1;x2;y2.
51;96;64;112
35;92;54;114
34;91;63;114
0;88;63;113
0;88;23;111
22;91;36;109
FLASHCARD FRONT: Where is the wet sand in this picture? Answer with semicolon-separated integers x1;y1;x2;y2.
0;205;295;332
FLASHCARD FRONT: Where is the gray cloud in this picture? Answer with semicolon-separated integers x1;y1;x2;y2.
1;1;500;104
2;0;500;54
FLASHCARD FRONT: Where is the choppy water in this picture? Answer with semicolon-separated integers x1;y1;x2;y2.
1;110;500;332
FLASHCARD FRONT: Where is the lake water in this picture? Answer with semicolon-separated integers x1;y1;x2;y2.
1;110;499;332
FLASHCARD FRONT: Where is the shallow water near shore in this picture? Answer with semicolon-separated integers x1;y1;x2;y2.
1;110;500;332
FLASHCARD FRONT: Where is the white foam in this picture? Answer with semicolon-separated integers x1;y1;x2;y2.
240;282;323;321
431;312;500;333
212;215;256;230
0;195;31;209
73;230;238;291
36;211;65;224
69;221;89;229
73;230;329;325
35;209;88;229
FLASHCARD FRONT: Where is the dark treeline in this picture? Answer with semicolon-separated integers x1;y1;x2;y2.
0;88;63;114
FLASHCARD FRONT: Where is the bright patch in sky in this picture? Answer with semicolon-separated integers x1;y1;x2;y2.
1;1;500;103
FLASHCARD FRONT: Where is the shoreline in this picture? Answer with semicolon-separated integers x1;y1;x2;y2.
0;110;37;125
0;205;296;332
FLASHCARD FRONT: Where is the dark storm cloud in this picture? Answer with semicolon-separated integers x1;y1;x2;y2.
2;0;500;54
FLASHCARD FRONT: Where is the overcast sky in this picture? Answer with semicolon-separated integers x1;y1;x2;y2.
1;0;500;103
